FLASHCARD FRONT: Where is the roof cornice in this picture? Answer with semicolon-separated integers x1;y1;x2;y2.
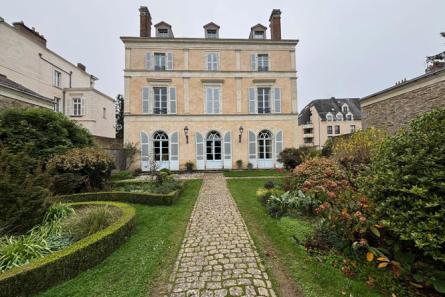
120;36;298;45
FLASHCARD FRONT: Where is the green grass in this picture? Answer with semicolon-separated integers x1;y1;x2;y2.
223;169;286;177
37;180;202;297
227;179;383;297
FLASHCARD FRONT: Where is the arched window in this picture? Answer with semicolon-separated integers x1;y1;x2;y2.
258;130;272;160
153;131;169;161
336;113;343;121
206;131;222;160
326;113;333;121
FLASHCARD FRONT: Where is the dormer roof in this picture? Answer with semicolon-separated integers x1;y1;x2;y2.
154;21;172;28
204;22;220;29
250;23;267;31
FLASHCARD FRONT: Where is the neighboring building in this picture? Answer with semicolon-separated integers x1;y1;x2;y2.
298;98;362;149
361;53;445;133
0;17;116;140
121;7;299;171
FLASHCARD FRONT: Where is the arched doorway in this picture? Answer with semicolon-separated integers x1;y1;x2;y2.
206;130;223;169
153;131;169;169
257;130;273;168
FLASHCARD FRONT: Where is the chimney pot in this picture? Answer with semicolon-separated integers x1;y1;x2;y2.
269;9;282;41
139;6;152;38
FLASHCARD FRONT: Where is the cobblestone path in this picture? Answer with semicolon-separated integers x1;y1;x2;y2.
164;173;276;297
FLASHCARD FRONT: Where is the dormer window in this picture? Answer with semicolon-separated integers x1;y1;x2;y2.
249;24;267;40
254;31;265;39
336;113;344;121
155;21;174;38
326;113;333;121
206;29;218;39
342;103;349;113
158;28;169;38
346;113;353;121
204;22;220;39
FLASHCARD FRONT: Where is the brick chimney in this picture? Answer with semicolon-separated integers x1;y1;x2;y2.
269;9;282;41
139;6;152;38
13;21;47;47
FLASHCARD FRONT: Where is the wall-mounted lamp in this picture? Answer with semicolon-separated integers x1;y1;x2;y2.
184;126;189;144
238;126;244;143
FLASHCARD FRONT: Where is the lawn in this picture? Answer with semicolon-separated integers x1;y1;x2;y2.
227;179;383;297
37;180;202;297
223;169;286;177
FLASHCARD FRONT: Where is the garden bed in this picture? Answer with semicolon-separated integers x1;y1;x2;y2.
0;201;135;297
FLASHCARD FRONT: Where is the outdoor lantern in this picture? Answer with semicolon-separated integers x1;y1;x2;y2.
239;126;244;143
184;126;189;144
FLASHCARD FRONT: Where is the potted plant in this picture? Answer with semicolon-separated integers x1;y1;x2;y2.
236;159;243;169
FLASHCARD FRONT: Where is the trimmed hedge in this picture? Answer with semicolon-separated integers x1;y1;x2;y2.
0;201;135;297
58;189;182;206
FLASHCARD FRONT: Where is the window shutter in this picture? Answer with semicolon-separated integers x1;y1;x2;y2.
169;87;177;114
206;53;211;71
275;130;283;168
251;53;257;71
248;87;256;114
67;98;73;116
140;132;151;171
248;130;257;168
169;131;179;171
216;52;220;71
167;52;173;70
145;52;153;70
224;131;232;169
214;88;220;113
196;132;205;170
81;98;86;116
274;87;281;113
142;87;150;113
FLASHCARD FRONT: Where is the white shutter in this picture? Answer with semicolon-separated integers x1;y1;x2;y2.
216;52;220;71
142;87;150;114
140;132;151;171
214;87;220;113
67;98;73;116
206;53;211;70
169;131;179;171
251;53;257;71
274;87;281;113
169;87;177;114
248;87;256;114
167;52;173;70
275;130;283;168
224;131;232;169
196;132;205;170
81;98;86;116
248;131;257;168
145;52;153;70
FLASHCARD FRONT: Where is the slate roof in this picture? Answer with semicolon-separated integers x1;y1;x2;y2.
298;97;361;125
0;74;52;102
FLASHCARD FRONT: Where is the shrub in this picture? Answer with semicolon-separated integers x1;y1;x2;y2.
0;148;49;235
332;128;387;178
256;187;284;205
367;109;445;264
321;137;334;157
264;181;275;189
64;205;120;242
266;190;307;218
44;203;75;223
236;159;243;169
277;148;302;170
298;146;321;161
49;173;85;195
48;147;114;193
185;161;194;172
0;108;92;160
160;168;171;175
122;142;139;170
111;170;135;181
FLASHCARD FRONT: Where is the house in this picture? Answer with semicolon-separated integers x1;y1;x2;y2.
0;17;116;142
298;98;362;149
361;51;445;133
121;7;299;171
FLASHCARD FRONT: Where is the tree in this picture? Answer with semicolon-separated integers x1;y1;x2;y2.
115;94;124;139
0;108;93;160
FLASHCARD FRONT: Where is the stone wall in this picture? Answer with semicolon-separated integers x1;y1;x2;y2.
362;79;445;134
0;94;36;109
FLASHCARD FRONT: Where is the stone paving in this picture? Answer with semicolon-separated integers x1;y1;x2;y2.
164;173;276;297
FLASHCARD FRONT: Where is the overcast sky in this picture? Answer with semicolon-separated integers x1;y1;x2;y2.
2;0;444;110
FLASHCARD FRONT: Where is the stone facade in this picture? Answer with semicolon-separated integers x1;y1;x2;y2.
0;19;116;139
122;7;298;171
361;69;445;134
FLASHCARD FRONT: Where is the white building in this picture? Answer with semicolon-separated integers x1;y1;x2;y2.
0;17;116;140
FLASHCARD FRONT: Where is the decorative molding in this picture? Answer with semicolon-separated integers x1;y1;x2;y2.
146;78;172;83
253;79;276;84
125;70;297;79
201;79;224;84
125;113;298;122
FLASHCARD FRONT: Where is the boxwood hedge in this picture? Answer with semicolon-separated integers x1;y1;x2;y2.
0;201;135;297
58;189;182;206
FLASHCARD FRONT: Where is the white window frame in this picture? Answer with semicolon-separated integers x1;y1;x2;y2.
336;112;344;121
204;85;222;114
153;131;169;161
350;125;356;133
327;125;333;135
346;112;354;121
206;29;218;39
258;130;273;160
335;125;340;134
257;87;271;114
53;97;61;112
53;70;62;88
157;28;169;38
72;98;83;116
153;86;168;114
154;52;166;71
254;30;266;39
257;54;269;72
326;113;333;121
207;52;219;71
342;103;349;113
